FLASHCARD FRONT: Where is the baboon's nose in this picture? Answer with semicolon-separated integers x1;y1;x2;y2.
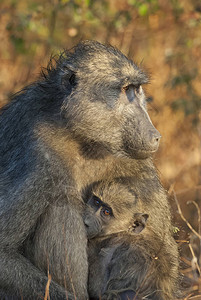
149;130;161;151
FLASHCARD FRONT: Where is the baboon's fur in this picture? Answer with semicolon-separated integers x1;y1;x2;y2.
0;40;176;299
84;181;149;239
84;180;180;300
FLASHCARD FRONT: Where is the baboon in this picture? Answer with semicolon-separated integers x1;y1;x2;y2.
0;40;177;299
84;183;149;239
84;181;180;300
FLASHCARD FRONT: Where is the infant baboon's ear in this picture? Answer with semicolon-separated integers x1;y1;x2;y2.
131;213;149;234
141;213;149;222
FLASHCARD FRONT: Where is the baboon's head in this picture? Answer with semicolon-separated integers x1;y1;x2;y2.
83;181;148;239
60;40;160;159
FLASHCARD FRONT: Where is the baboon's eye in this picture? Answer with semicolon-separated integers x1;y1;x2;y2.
92;195;101;206
122;84;141;102
103;208;110;216
101;207;112;217
135;85;142;94
95;199;100;206
122;85;130;92
122;84;142;96
124;85;134;102
122;85;132;93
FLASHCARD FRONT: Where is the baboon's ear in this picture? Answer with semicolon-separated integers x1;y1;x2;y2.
142;213;149;222
132;213;149;234
61;66;77;92
69;73;76;86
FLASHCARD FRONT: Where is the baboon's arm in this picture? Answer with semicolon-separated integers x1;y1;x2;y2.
0;175;79;299
0;251;70;299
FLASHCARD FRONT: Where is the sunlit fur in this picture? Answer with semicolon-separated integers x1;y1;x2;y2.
0;40;176;299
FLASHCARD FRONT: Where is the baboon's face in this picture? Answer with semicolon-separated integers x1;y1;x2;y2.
62;41;160;159
84;182;148;239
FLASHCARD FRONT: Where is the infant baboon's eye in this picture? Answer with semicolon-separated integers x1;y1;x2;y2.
95;199;100;205
101;207;112;216
92;195;101;206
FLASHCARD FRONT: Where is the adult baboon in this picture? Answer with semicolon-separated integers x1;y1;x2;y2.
0;40;176;299
83;180;180;300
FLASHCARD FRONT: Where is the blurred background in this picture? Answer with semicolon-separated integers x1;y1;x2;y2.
0;0;200;297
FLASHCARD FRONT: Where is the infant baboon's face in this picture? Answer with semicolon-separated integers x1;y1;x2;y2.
84;182;148;239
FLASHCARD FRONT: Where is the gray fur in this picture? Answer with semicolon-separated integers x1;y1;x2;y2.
0;40;171;299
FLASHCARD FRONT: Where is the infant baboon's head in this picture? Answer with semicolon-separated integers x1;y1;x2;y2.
83;181;148;239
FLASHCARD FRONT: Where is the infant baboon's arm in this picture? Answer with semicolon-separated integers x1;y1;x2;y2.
88;233;175;300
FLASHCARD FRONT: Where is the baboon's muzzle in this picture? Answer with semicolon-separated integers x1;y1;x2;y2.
146;129;161;152
123;107;161;159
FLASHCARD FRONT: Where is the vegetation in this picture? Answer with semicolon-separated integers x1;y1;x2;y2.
0;0;200;297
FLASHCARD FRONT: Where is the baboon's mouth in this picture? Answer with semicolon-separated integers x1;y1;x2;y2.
123;139;159;159
129;149;157;160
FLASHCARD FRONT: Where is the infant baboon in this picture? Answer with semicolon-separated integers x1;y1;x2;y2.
0;40;179;299
84;185;148;239
83;181;181;300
